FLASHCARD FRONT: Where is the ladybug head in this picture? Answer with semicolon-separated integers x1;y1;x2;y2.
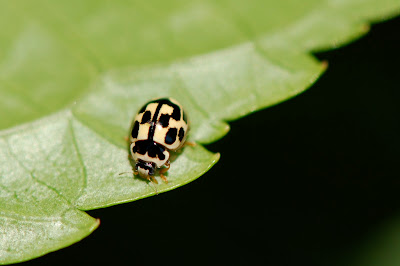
135;160;155;179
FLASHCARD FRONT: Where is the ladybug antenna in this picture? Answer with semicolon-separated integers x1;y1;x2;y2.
118;171;133;176
119;170;139;176
148;179;158;195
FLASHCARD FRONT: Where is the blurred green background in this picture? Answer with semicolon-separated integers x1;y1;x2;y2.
20;15;400;266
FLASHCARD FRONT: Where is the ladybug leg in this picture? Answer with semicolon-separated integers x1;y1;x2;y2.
176;141;196;154
147;177;159;194
159;175;168;183
149;175;158;184
159;162;170;183
184;141;196;147
124;136;129;142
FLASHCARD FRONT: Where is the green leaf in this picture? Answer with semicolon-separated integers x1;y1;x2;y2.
0;0;399;263
349;216;400;266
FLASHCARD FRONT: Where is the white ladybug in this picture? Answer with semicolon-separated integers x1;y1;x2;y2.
129;98;191;183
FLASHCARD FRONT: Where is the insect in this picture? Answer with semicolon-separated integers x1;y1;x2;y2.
129;98;190;184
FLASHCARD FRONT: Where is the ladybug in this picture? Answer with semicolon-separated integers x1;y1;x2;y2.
129;98;191;184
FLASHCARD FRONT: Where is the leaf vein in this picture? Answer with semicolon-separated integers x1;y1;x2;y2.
68;118;88;206
4;139;74;207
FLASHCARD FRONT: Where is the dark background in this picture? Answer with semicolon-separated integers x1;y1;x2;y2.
25;16;400;266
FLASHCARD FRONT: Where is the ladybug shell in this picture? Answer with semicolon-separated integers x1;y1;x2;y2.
130;98;188;168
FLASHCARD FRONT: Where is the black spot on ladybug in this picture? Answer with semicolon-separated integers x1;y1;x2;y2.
157;149;165;160
131;143;137;153
171;106;181;121
141;111;151;124
165;128;177;144
139;105;147;113
159;114;170;127
178;127;185;141
148;143;165;160
151;98;181;121
182;110;187;123
148;99;169;139
131;121;139;139
142;98;184;141
132;140;166;160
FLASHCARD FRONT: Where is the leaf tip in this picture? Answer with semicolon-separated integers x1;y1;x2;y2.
361;23;371;34
95;218;101;227
321;60;329;71
88;218;101;233
214;152;221;162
